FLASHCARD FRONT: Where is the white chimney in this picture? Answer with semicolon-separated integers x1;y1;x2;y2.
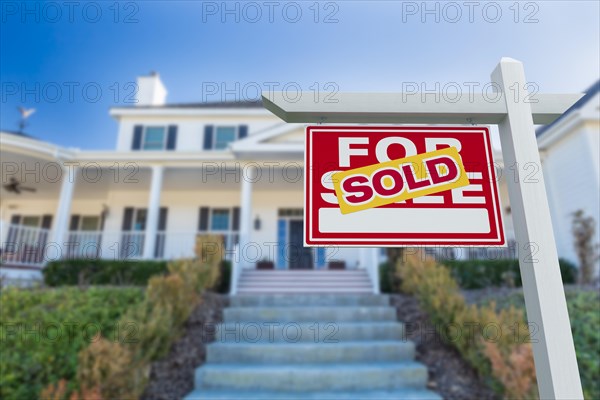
135;71;167;106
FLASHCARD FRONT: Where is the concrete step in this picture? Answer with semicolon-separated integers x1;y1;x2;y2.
184;388;442;400
241;270;369;275
238;282;373;291
214;321;406;342
240;276;370;281
238;283;373;288
230;294;389;307
237;287;374;294
224;306;397;323
207;341;415;364
239;280;372;285
195;362;428;391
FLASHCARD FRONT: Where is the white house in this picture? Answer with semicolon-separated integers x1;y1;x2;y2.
1;73;597;289
536;80;600;268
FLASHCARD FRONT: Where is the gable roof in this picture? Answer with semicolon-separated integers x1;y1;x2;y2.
536;79;599;138
230;123;304;154
0;129;38;140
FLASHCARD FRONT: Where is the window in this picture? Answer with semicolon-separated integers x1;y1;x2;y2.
214;127;237;150
278;208;303;217
80;216;100;231
143;127;166;150
133;209;147;231
210;209;230;231
21;216;42;227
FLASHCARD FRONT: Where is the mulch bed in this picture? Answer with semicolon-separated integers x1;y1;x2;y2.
390;294;498;400
142;291;228;400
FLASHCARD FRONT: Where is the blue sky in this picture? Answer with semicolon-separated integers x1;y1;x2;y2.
1;1;599;149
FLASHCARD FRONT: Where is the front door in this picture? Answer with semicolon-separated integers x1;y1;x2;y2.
288;220;313;269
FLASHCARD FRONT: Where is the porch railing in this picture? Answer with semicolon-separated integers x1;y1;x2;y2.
1;225;51;267
1;225;239;267
65;231;147;260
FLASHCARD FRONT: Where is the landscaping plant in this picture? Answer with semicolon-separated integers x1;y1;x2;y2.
397;249;538;399
571;209;600;285
0;286;143;399
67;234;225;399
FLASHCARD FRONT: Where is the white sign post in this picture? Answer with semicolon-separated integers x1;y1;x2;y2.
263;58;584;399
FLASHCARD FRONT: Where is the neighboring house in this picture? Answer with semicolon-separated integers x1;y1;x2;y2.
536;80;600;269
0;74;597;288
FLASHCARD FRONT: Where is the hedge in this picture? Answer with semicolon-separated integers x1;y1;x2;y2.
488;290;600;400
380;258;577;293
43;259;168;287
442;258;577;289
0;286;144;400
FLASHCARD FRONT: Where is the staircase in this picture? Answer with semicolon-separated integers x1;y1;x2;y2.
236;269;376;294
184;294;441;399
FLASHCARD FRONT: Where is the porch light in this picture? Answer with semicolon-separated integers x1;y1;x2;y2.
254;215;261;231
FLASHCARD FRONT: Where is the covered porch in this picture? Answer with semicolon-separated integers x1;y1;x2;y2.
0;148;379;291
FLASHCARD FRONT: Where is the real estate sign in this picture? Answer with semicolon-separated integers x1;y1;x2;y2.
305;126;505;246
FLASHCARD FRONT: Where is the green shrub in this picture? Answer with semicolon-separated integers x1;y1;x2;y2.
68;235;226;399
486;290;600;400
441;258;577;289
379;262;392;293
216;260;232;294
397;249;538;398
568;291;600;400
43;259;168;287
0;286;144;400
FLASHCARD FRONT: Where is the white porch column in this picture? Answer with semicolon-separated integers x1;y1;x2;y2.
143;165;164;259
51;163;77;247
239;165;255;268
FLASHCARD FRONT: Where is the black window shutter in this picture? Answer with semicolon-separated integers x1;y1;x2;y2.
198;207;209;231
203;125;214;150
232;207;240;231
158;207;168;230
166;125;178;150
132;125;143;150
122;207;134;231
69;215;81;231
41;215;53;229
7;215;21;247
238;125;248;139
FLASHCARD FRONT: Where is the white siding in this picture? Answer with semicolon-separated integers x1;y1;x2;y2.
542;127;600;265
115;115;281;152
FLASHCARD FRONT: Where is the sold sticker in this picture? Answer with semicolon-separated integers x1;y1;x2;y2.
332;147;470;214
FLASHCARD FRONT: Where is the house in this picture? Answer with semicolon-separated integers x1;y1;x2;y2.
1;73;597;288
536;80;600;269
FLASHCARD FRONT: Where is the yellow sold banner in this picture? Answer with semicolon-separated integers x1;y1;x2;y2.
332;147;470;214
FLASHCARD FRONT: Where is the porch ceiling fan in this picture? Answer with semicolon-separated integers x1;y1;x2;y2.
3;177;36;194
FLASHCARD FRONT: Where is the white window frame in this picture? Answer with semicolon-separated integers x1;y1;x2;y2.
213;126;239;150
142;126;167;150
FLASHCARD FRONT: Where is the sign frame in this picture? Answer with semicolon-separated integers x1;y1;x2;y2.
304;125;506;247
262;58;585;400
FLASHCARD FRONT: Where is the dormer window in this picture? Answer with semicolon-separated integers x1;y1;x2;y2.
215;127;237;150
203;125;248;150
131;125;178;151
142;127;166;150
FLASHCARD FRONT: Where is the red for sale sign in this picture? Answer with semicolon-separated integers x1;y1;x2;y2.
305;126;505;246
